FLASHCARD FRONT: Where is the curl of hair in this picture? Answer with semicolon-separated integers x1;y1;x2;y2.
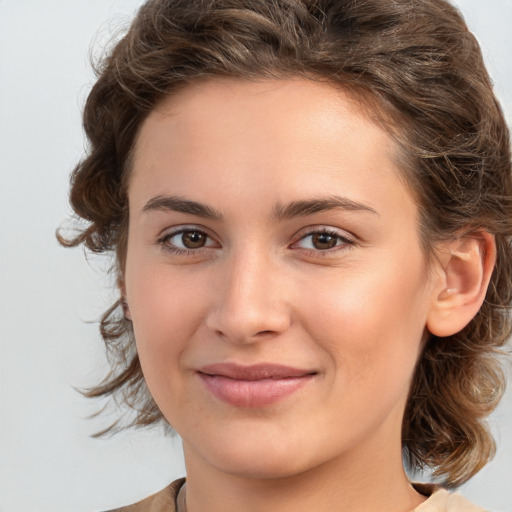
59;0;512;487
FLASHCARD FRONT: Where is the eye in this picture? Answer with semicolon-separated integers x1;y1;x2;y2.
158;227;218;253
176;230;208;249
293;228;355;253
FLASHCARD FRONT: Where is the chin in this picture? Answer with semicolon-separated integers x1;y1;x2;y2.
215;455;311;480
190;431;323;480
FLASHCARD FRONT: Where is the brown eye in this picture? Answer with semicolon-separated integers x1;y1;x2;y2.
311;232;338;250
161;228;216;253
293;229;354;254
181;231;207;248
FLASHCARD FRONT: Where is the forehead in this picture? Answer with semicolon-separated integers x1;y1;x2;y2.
129;78;415;223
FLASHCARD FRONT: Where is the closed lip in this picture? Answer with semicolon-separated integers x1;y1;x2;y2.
197;362;317;380
197;362;317;407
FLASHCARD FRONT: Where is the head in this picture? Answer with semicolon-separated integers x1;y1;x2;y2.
61;0;512;487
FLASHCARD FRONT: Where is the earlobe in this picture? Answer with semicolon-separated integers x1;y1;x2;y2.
427;231;495;338
118;277;132;321
121;295;132;320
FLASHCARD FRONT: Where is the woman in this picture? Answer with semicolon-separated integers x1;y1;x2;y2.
60;0;512;510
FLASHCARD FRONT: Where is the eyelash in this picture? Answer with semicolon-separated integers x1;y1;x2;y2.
157;227;216;256
157;227;356;257
291;228;356;256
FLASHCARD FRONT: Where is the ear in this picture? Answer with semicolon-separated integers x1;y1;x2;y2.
427;231;496;337
118;276;132;321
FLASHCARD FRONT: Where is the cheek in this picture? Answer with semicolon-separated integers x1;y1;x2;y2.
300;259;429;392
125;262;208;387
126;269;215;426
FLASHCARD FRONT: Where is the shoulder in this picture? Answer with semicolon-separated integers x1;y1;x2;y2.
103;478;185;512
413;483;487;512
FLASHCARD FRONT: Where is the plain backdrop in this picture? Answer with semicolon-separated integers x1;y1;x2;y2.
0;1;511;511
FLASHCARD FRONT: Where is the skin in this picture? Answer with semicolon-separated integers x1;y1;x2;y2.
123;78;489;512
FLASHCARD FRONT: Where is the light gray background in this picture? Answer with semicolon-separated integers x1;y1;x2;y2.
0;1;510;511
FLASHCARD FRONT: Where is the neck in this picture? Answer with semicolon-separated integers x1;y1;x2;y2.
181;428;427;512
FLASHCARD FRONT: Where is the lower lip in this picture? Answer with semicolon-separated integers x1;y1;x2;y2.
198;374;314;408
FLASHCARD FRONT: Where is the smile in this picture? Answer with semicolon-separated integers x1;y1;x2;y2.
197;363;317;408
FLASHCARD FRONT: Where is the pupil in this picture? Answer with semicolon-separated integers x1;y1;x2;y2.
182;231;206;248
313;233;337;250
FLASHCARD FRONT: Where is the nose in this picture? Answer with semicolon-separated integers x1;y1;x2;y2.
205;250;292;343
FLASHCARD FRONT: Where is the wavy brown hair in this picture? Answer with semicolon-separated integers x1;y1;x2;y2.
59;0;512;487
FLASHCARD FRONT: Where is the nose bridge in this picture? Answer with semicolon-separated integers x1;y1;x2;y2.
207;244;290;341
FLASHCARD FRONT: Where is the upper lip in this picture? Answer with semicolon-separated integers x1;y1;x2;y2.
198;363;316;381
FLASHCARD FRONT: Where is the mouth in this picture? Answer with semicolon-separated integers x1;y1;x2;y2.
197;363;317;408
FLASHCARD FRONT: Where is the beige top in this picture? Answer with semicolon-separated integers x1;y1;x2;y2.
105;478;487;512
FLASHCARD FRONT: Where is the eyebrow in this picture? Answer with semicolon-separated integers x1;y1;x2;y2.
271;196;379;220
142;195;224;220
141;194;378;220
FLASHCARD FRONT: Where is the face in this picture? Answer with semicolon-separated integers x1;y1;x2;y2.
124;78;439;479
